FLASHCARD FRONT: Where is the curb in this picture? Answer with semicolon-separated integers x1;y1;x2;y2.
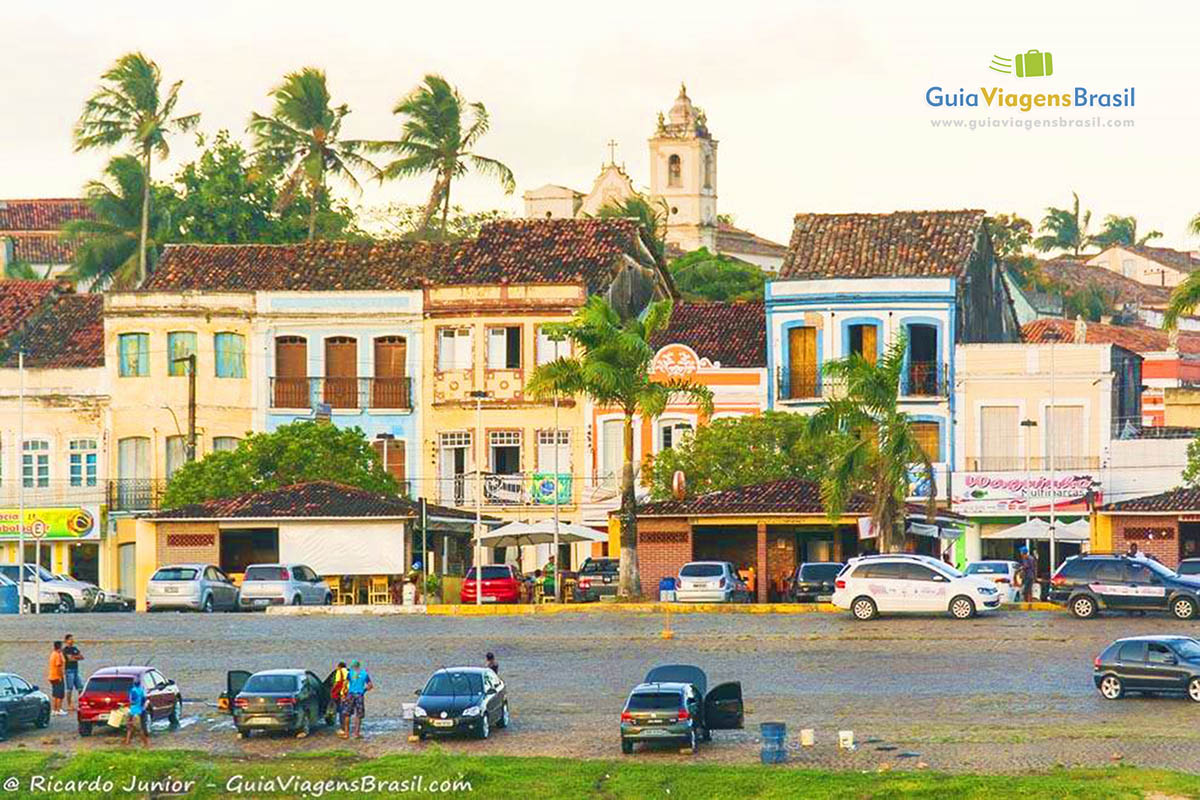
265;601;1064;616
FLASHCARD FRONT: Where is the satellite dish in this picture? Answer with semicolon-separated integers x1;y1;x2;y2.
672;470;686;500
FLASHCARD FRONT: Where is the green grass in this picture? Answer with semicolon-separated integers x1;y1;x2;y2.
0;750;1196;798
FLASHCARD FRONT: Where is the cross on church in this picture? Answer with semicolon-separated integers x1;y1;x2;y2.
606;139;618;165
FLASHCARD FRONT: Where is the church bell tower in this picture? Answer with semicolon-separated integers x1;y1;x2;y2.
648;84;718;252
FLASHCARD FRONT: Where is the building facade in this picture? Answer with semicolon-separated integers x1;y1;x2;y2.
1086;244;1200;289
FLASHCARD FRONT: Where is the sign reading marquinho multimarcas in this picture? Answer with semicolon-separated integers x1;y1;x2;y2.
0;506;101;541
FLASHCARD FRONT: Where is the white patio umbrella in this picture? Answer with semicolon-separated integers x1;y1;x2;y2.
475;519;607;548
984;518;1091;542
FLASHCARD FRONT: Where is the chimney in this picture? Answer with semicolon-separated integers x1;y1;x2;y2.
1073;314;1086;344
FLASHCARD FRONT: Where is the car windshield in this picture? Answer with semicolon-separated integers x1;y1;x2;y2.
244;567;290;581
466;567;512;581
1178;562;1200;576
580;560;618;574
627;692;683;711
1140;559;1176;579
965;562;1009;575
152;568;198;581
1172;639;1200;660
242;674;298;694
680;564;724;578
85;676;132;694
937;562;965;578
23;565;56;581
799;564;841;580
423;672;483;696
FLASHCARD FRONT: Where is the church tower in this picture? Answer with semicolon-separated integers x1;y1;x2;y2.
648;84;718;252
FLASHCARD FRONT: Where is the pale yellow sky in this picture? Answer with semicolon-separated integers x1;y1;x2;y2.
4;0;1199;248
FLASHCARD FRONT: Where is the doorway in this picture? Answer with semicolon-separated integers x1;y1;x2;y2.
219;529;279;577
118;543;136;598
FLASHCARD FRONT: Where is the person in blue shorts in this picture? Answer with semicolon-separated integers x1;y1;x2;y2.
342;660;373;740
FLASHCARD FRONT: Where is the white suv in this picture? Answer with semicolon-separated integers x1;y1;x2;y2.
832;554;1001;620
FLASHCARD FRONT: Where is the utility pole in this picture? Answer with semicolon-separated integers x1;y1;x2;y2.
470;390;488;606
171;354;198;462
17;349;25;614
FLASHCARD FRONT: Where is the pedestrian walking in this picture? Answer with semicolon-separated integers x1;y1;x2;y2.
331;661;349;737
485;652;499;675
342;660;373;740
1018;546;1038;603
47;641;66;715
62;634;84;712
124;676;149;748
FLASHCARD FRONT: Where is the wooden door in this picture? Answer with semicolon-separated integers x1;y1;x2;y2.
275;337;308;407
324;337;358;409
860;325;878;366
787;327;817;398
372;337;408;408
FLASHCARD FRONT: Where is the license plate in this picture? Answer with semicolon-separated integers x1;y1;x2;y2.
253;598;270;606
164;587;178;594
602;576;612;584
432;719;454;727
482;596;496;603
96;713;108;722
641;728;667;736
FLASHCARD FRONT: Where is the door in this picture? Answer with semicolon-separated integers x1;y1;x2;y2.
216;567;237;608
116;437;150;509
274;336;308;408
1123;561;1168;611
118;543;136;599
324;337;358;409
1147;641;1189;690
226;670;251;707
901;563;951;611
704;682;744;730
787;327;817;398
1089;561;1131;609
482;671;500;722
863;562;907;611
299;567;321;604
1112;640;1149;689
306;673;326;718
373;336;408;408
0;676;23;725
6;675;35;724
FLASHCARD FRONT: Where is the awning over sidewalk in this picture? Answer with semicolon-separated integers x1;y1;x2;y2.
984;517;1090;542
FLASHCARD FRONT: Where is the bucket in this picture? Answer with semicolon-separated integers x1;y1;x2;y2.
759;721;787;764
0;583;17;614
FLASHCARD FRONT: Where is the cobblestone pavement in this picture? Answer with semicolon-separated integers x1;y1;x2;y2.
2;609;1200;773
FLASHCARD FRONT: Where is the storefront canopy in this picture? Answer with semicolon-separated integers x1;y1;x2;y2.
985;518;1090;542
476;520;608;549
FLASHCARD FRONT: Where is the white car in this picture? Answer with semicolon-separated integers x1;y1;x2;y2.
238;563;332;609
832;554;1002;620
675;562;751;603
964;560;1022;603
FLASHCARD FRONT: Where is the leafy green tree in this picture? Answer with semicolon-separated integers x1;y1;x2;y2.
668;248;766;302
248;67;377;242
1061;281;1117;322
363;202;508;241
985;213;1033;261
527;297;712;598
3;255;44;280
1166;272;1200;329
372;75;515;236
1034;193;1092;256
647;412;836;500
1088;214;1162;248
809;339;936;553
1181;438;1200;487
162;420;397;507
596;195;669;260
73;52;199;285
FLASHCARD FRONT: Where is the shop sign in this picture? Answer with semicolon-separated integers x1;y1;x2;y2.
0;506;101;541
952;472;1101;516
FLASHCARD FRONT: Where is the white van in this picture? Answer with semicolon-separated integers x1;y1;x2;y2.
832;554;1001;620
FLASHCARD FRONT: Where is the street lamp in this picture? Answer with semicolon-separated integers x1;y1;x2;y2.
1042;328;1064;571
1020;419;1037;555
469;390;489;606
547;328;567;603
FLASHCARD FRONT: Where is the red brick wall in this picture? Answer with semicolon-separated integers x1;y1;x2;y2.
1111;516;1179;567
156;522;221;566
637;518;692;599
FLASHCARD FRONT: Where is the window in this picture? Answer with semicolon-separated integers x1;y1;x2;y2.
1116;641;1146;662
165;436;188;480
979;406;1019;470
438;327;472;371
22;440;49;489
373;438;406;483
537;430;571;472
213;436;240;452
658;420;693;452
373;336;409;408
703;154;713;189
487;326;521;370
847;323;878;365
69;439;97;487
489;430;522;474
905;324;939;395
214;332;246;378
1046;405;1086;469
855;562;903;579
1148;642;1175;665
536;327;570;366
274;336;308;408
437;432;472;506
1121;259;1135;277
1124;562;1158;584
118;333;149;377
167;331;197;376
599;419;624;485
901;564;941;581
323;336;358;408
786;326;819;399
912;421;941;462
667;154;682;187
1093;561;1123;583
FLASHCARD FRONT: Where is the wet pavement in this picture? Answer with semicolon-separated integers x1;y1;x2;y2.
2;608;1200;772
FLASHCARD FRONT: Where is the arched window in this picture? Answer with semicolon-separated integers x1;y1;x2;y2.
668;154;682;188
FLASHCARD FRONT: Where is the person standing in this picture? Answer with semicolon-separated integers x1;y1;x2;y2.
342;660;373;740
1018;547;1038;603
485;652;499;675
331;661;349;738
47;641;66;715
62;634;84;712
543;556;556;597
124;677;149;748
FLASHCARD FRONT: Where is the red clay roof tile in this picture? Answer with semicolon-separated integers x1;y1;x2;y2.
0;199;92;231
649;301;765;368
0;280;56;339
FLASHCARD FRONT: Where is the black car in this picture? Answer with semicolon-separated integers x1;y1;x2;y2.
412;667;508;740
1094;635;1200;701
619;664;743;754
576;557;620;601
0;673;50;740
1178;559;1200;577
227;669;335;738
789;562;844;602
1049;554;1200;619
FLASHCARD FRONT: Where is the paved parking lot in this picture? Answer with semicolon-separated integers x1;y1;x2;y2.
2;608;1200;772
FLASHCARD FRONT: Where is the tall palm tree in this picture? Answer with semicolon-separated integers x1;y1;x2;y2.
1088;214;1162;248
808;339;936;553
527;296;712;598
373;75;515;236
248;67;378;241
1034;192;1092;256
61;155;173;290
73;52;198;285
596;196;669;261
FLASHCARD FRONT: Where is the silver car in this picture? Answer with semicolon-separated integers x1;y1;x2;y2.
238;564;332;610
0;564;94;612
675;562;752;603
146;564;239;612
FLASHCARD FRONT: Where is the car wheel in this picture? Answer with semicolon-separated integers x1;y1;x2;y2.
36;705;50;729
621;738;633;754
497;702;510;729
478;712;490;740
169;698;182;730
1189;678;1200;703
949;596;975;620
1173;596;1197;620
687;728;698;754
56;594;74;614
851;596;877;621
1070;595;1097;619
292;595;302;606
21;597;32;613
1098;674;1124;700
202;595;214;613
78;721;92;737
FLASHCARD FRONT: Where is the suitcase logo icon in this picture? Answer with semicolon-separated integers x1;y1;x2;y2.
989;50;1054;78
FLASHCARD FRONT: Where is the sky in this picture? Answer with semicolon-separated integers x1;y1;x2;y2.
4;0;1200;249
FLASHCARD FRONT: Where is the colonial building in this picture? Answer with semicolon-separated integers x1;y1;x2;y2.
0;198;91;279
1086;244;1200;289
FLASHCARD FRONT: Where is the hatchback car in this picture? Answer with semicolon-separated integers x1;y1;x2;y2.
964;560;1021;602
675;562;751;603
239;564;332;610
460;565;522;603
832;554;1001;620
1094;635;1200;701
412;667;509;740
0;564;83;613
1049;554;1200;619
0;673;50;740
146;564;239;612
77;667;182;736
576;557;620;602
788;562;844;602
228;669;335;738
620;664;743;754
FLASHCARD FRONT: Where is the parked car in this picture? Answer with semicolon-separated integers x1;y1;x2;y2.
227;669;335;738
576;557;620;602
77;666;182;736
0;564;94;612
832;554;1001;620
146;564;239;612
460;565;522;604
411;667;509;740
1178;559;1200;577
1049;554;1200;619
675;562;751;603
238;564;332;610
964;560;1022;602
620;664;743;754
91;588;135;612
1094;635;1200;701
788;562;844;602
0;673;50;739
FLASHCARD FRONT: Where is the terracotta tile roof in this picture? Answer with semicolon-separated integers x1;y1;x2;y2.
1114;244;1200;275
0;293;104;368
0;280;56;339
715;222;787;259
636;477;871;516
650;301;766;367
1101;487;1200;513
9;233;78;265
779;210;986;279
0;199;92;231
155;481;417;519
1038;258;1172;307
1022;317;1200;356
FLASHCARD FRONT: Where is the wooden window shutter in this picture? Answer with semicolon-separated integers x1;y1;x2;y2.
373;337;408;408
274;337;308;407
324;337;358;408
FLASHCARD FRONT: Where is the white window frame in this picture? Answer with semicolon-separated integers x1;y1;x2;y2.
655;418;694;453
68;438;98;487
437;327;473;372
22;439;50;489
535;327;571;366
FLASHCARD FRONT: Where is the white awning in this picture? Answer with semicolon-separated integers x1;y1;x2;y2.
475;520;607;549
984;518;1090;542
278;520;407;575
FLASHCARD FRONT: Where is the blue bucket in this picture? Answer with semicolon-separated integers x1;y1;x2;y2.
0;583;18;614
759;722;787;764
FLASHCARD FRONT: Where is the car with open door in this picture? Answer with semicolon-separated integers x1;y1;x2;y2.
411;667;509;740
619;664;743;754
77;667;182;736
0;673;50;740
227;669;335;739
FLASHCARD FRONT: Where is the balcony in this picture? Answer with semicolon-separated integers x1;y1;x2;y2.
775;366;830;401
270;377;413;411
106;479;166;512
436;472;574;508
901;361;948;398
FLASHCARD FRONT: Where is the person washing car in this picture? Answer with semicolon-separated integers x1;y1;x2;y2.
1018;547;1038;603
124;677;150;748
331;661;349;734
342;660;373;740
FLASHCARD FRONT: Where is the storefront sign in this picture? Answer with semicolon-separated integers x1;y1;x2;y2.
952;472;1101;516
0;506;101;541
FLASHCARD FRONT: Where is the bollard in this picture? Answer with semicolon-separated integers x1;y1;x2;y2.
759;722;787;764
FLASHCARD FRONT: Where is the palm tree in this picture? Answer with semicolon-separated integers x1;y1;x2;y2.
248;67;378;241
61;156;173;290
1088;214;1162;248
808;339;936;553
73;52;198;285
527;296;713;598
596;196;669;261
372;75;515;237
1034;192;1092;256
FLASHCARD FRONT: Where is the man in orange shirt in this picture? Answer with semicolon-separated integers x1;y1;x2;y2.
47;640;66;715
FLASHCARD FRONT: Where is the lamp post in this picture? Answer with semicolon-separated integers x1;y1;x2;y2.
548;328;567;602
1045;328;1062;573
17;349;25;614
469;390;488;606
1020;418;1037;555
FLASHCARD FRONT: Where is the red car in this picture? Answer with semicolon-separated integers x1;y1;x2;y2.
77;666;182;736
460;565;522;604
